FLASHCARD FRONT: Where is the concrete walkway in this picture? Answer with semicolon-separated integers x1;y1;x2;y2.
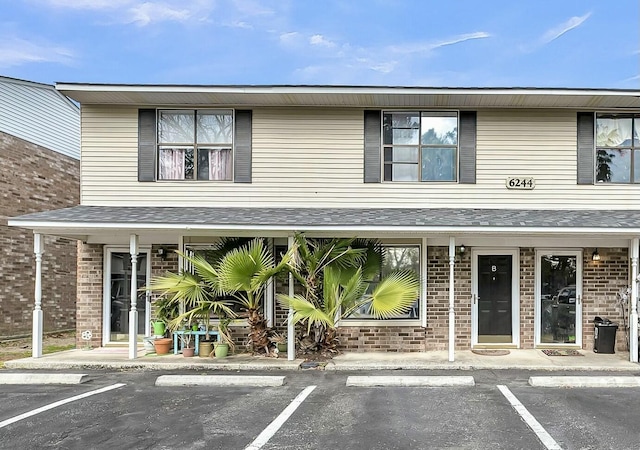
4;347;639;372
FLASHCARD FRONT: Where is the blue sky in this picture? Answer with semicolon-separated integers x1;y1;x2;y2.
1;0;639;88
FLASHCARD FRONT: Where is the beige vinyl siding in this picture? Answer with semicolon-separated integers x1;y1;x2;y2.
81;106;640;209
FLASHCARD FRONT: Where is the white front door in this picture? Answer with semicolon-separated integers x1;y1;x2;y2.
103;247;151;344
535;250;583;347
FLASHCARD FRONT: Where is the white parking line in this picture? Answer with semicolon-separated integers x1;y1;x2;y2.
245;385;316;450
0;383;126;429
497;385;561;450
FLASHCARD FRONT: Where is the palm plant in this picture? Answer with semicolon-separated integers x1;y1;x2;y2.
278;234;420;353
147;238;294;354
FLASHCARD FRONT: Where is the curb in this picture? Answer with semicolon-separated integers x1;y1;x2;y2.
346;375;475;387
0;373;89;385
4;359;304;371
155;375;286;387
529;376;640;388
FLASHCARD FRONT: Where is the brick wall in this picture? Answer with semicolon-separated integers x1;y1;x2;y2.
76;243;103;348
0;131;79;337
582;247;628;351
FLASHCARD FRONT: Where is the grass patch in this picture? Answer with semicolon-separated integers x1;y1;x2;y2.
0;342;75;369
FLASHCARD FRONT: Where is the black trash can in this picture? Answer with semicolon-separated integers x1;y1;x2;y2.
593;316;618;354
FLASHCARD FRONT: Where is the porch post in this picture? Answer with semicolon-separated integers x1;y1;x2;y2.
287;235;295;361
420;238;428;329
631;238;639;363
448;236;456;362
129;234;139;360
32;233;44;358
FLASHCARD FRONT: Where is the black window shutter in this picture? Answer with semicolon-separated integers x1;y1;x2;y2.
459;111;477;184
364;110;381;183
138;109;156;182
234;110;252;183
577;112;595;185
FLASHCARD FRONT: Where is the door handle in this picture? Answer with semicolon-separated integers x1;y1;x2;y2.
577;294;581;305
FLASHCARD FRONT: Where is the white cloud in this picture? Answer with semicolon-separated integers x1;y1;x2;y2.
389;32;491;54
127;2;191;26
40;0;133;9
232;0;274;16
309;34;335;48
279;31;300;45
227;20;253;29
541;12;591;44
0;36;74;68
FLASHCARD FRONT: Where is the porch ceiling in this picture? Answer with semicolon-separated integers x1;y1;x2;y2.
55;84;640;109
9;206;640;240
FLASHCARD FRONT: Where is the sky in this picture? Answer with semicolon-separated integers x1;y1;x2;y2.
1;0;639;88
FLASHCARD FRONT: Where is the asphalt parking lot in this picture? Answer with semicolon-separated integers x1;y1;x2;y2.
1;370;639;450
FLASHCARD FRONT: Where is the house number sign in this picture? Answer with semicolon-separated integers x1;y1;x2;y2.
506;177;535;190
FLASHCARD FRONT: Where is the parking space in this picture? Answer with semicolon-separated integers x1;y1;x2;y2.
0;370;638;449
509;385;640;450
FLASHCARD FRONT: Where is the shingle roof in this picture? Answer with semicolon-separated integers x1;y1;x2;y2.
9;206;640;230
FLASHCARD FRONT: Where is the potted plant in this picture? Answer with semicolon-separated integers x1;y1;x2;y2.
214;316;234;358
180;332;195;357
269;332;288;354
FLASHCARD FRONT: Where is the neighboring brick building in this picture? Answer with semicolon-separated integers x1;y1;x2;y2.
0;76;79;337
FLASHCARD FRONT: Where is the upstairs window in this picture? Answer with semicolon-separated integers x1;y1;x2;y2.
158;109;233;181
383;111;458;182
596;114;640;183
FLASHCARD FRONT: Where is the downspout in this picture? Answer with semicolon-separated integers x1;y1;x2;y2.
128;234;139;360
631;238;638;363
32;233;44;358
449;236;456;362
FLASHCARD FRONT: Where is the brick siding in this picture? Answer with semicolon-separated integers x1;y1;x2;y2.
76;243;632;353
0;131;79;337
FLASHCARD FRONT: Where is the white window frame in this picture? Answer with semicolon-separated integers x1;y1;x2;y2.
339;240;423;327
382;110;460;183
102;245;152;345
156;108;235;182
534;249;583;348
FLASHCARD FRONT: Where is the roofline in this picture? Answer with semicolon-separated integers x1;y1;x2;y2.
0;76;80;112
9;219;640;236
55;83;640;97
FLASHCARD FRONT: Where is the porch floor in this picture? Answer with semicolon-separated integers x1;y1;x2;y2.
3;348;638;372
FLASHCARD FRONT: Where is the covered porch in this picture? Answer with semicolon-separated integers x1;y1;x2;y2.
9;206;640;364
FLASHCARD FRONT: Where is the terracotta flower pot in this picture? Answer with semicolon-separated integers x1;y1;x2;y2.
182;347;195;357
153;337;172;355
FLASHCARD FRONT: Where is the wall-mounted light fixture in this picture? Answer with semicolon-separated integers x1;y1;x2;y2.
592;248;601;261
157;247;168;260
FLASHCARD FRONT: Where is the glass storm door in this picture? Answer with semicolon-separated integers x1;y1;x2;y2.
537;251;582;346
477;255;513;344
106;250;149;342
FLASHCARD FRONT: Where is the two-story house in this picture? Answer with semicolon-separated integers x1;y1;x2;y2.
9;84;640;362
0;76;79;338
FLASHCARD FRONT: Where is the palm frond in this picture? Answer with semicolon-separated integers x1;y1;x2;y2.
367;270;420;319
277;294;335;332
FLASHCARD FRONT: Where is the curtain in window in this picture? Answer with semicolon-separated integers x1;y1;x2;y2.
159;148;185;180
208;149;232;180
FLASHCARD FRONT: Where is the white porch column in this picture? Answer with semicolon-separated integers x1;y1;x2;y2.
287;236;295;361
631;238;639;363
448;236;456;362
32;233;44;358
420;238;428;329
265;239;275;328
129;234;139;360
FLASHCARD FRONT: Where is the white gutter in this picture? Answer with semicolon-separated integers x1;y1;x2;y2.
54;83;640;98
10;219;640;236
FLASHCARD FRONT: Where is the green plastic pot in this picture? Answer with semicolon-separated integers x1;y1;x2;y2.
214;343;229;358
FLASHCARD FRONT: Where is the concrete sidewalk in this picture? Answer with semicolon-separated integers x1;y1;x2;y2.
3;347;639;372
